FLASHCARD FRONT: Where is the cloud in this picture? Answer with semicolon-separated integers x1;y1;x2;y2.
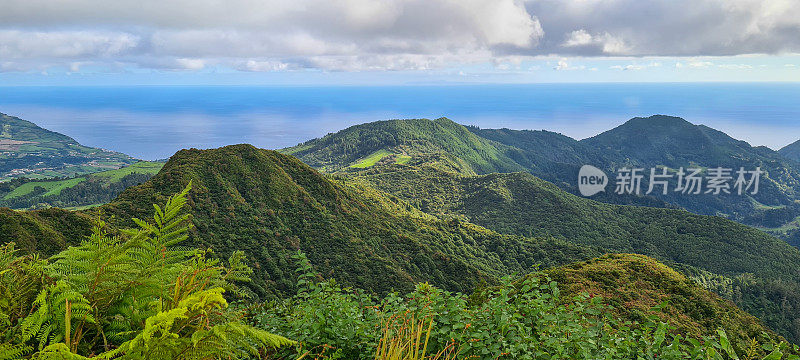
609;62;662;71
688;61;714;68
561;29;629;55
717;64;754;69
0;0;542;72
525;0;800;57
0;30;139;59
1;0;799;72
553;59;585;71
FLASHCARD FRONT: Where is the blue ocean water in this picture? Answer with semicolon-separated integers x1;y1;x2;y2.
0;83;798;160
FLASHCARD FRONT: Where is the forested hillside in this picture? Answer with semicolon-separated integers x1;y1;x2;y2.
780;139;800;163
96;145;595;297
5;143;800;343
0;113;137;180
350;161;800;341
282;117;530;175
287;116;800;241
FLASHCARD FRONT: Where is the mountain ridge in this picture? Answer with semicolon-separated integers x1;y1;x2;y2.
288;115;800;237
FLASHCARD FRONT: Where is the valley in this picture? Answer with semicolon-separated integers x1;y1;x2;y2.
4;113;800;358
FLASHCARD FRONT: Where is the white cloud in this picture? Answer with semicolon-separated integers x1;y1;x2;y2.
241;60;290;72
609;62;661;71
0;0;543;72
0;30;139;59
561;29;629;55
717;64;753;69
688;61;715;68
1;0;800;73
527;0;800;56
553;59;585;71
563;29;593;47
175;58;206;70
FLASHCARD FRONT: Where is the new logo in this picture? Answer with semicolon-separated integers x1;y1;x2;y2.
578;165;608;196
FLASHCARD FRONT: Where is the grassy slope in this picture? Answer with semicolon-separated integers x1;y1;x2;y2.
91;161;164;181
350;149;392;168
97;145;594;297
282;117;529;175
0;161;164;206
0;113;137;181
3;177;86;199
545;254;784;347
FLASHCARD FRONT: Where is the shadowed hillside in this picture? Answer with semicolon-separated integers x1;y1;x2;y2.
96;144;594;297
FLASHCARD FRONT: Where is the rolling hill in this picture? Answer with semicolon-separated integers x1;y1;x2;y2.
4;143;800;342
780;139;800;163
282;117;530;175
0;112;137;181
94;144;596;297
544;254;785;348
347;162;800;339
287;116;800;240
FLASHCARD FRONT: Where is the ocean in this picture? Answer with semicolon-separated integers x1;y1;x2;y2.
0;83;799;160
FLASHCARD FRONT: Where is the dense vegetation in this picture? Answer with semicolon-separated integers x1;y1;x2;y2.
255;251;796;359
0;113;137;181
0;207;93;256
282;118;529;175
4;113;800;356
6;143;800;342
286;116;800;235
780;140;800;163
0;184;294;359
94;145;594;299
349;161;800;342
0;162;163;210
4;186;797;359
351;164;800;281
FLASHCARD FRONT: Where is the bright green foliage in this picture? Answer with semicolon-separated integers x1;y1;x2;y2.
0;161;163;210
286;116;800;234
351;162;800;343
255;252;799;360
97;145;593;298
350;150;392;168
282;118;528;175
0;184;294;359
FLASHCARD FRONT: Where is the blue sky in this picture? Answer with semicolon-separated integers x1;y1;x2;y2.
1;0;800;85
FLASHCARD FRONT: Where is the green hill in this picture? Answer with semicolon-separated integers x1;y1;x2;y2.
0;112;137;181
282;117;531;175
4;143;800;345
0;207;93;256
780;139;800;163
352;163;800;281
545;254;784;347
350;161;800;342
92;144;594;297
289;116;800;238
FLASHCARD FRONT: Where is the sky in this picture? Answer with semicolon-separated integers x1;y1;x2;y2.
1;0;800;85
